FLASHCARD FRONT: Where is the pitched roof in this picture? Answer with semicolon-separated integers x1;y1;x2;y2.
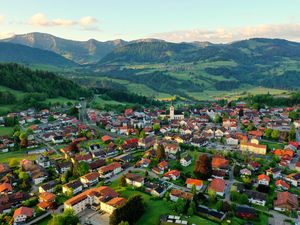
65;186;118;206
258;174;270;182
185;178;203;186
13;206;34;218
99;162;121;173
170;189;193;201
209;178;225;193
81;172;100;181
275;180;290;190
106;197;126;207
163;170;180;178
212;155;229;169
39;192;56;202
274;191;298;208
0;183;12;192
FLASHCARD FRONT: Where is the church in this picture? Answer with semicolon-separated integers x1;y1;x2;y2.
160;104;184;120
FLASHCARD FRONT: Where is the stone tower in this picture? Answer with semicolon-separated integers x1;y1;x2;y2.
170;103;174;120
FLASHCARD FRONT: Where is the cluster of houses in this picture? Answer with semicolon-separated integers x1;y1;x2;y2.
1;101;300;224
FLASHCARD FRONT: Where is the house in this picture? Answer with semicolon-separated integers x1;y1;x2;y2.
266;167;281;179
208;178;225;197
56;161;72;173
144;182;167;197
236;206;257;219
62;180;83;195
125;173;145;187
100;197;126;214
186;178;203;191
226;136;239;145
102;135;113;143
80;172;100;187
52;135;64;144
274;192;298;211
31;168;48;185
244;190;267;206
275;180;290;191
98;162;122;178
212;155;229;171
158;161;168;171
165;143;180;155
180;155;192;167
170;189;193;202
0;183;13;194
13;207;34;224
138;136;155;148
285;173;300;187
248;161;260;171
295;162;300;172
240;168;251;177
136;158;151;168
64;186;121;214
240;141;267;155
88;159;106;171
163;170;180;180
36;154;51;168
39;181;56;193
257;174;270;186
37;192;56;211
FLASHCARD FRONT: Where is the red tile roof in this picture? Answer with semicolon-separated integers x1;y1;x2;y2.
209;178;225;193
186;178;203;187
258;174;270;182
99;162;121;173
274;192;298;208
13;207;34;218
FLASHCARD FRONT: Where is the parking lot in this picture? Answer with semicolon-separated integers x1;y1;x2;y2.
78;209;110;225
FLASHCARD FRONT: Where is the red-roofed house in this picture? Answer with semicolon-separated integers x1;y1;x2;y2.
0;183;13;194
13;207;34;224
208;178;225;197
258;174;270;186
274;192;298;211
275;180;290;191
186;178;203;191
163;170;181;180
98;162;122;178
102;135;113;143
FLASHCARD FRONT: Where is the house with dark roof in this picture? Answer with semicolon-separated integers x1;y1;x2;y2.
39;181;56;193
236;206;257;219
244;190;267;206
62;180;83;195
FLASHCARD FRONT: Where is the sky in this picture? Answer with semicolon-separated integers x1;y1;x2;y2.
1;0;300;43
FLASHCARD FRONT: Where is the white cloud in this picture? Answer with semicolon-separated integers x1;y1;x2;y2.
28;13;100;30
152;23;300;43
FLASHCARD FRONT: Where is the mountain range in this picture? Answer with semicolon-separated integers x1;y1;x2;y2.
1;32;300;100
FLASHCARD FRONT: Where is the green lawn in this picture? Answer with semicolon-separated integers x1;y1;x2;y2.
0;126;14;136
0;149;38;163
109;180;216;225
229;212;269;225
260;140;285;151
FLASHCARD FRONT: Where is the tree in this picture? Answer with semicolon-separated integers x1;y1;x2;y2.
110;195;144;225
156;144;166;161
271;130;280;140
139;130;146;139
191;184;196;195
193;154;212;179
73;161;89;177
9;159;19;168
208;189;216;202
187;201;196;216
174;198;186;214
221;201;231;212
153;123;160;133
264;128;273;139
289;125;296;141
48;209;79;225
119;175;127;187
214;114;222;124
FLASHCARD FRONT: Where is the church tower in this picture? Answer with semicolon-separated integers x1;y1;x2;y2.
170;103;175;120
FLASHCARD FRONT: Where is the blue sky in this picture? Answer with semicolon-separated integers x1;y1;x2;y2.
1;0;300;42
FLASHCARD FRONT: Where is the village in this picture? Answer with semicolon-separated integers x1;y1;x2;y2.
0;101;300;225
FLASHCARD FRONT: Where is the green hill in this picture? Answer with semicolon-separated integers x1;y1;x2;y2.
0;42;78;68
93;38;300;99
0;63;91;114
